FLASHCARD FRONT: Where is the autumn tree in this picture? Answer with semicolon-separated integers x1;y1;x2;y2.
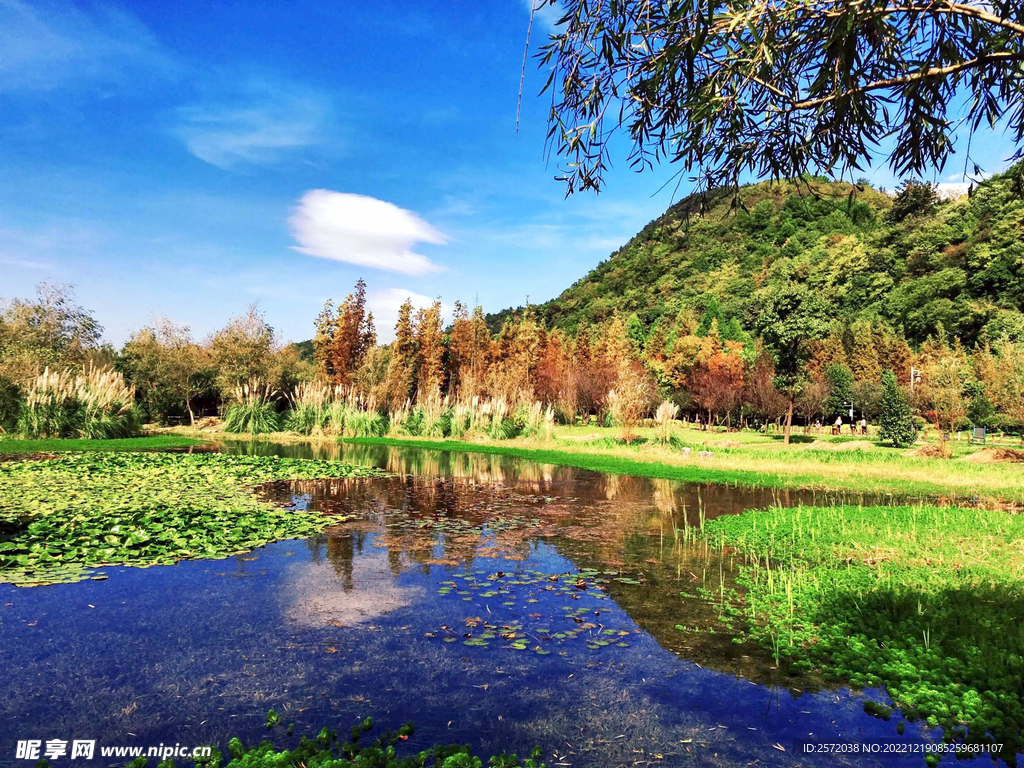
976;339;1024;444
489;311;543;403
415;301;445;401
384;299;417;408
314;279;376;387
745;350;789;430
918;332;973;451
607;358;656;442
688;331;745;426
447;302;492;400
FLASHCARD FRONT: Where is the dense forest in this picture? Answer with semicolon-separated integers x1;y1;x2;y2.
490;167;1024;347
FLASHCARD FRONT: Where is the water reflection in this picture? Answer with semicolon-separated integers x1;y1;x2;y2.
255;471;876;687
0;442;949;768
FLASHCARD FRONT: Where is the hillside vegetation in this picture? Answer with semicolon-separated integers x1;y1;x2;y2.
493;169;1024;348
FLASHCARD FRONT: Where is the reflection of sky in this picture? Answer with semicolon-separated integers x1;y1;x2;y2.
0;526;943;768
283;548;421;628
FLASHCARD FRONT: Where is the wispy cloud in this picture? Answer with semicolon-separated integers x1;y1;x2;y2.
175;83;332;170
288;190;447;276
0;0;174;93
0;224;104;278
521;0;563;32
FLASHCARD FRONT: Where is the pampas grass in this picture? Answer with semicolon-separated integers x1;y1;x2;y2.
417;391;449;437
285;381;330;435
654;400;679;445
224;380;280;435
17;366;140;439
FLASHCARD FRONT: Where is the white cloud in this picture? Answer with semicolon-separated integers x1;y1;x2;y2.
289;190;447;276
176;85;330;169
0;0;173;93
367;288;450;343
521;0;563;32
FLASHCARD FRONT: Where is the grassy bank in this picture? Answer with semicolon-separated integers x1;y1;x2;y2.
704;504;1024;759
0;435;204;455
342;427;1024;504
0;452;384;586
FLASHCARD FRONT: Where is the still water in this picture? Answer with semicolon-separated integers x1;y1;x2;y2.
0;443;929;766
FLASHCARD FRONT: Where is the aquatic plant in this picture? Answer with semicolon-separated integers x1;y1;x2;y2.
224;380;280;435
17;366;140;440
120;714;546;768
704;503;1024;758
0;451;384;586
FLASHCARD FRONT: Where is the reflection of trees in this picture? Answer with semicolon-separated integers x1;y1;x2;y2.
253;451;886;684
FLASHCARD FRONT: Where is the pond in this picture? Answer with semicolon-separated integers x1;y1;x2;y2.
0;443;947;766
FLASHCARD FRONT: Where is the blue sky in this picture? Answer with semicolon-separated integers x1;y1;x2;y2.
0;0;1018;345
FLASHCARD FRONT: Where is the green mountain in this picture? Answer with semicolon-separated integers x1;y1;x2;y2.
490;168;1024;347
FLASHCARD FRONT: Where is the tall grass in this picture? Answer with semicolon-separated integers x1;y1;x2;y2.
654;400;679;445
223;380;280;435
17;366;141;439
339;390;385;438
285;381;331;435
417;391;449;437
516;400;555;440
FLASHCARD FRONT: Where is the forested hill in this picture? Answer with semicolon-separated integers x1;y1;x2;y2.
489;167;1024;347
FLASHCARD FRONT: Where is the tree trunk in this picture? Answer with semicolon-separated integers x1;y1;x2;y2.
187;398;195;428
784;397;794;445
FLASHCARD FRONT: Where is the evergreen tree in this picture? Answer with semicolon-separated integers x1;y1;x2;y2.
625;313;646;354
879;370;916;448
966;383;995;427
696;297;722;337
824;364;855;420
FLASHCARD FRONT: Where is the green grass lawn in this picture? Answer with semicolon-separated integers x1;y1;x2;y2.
0;434;205;455
704;503;1024;758
345;425;1024;504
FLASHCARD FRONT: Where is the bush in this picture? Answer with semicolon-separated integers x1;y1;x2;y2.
0;377;19;433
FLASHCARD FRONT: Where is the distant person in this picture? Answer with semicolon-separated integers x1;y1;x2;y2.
860;417;867;436
833;416;842;436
